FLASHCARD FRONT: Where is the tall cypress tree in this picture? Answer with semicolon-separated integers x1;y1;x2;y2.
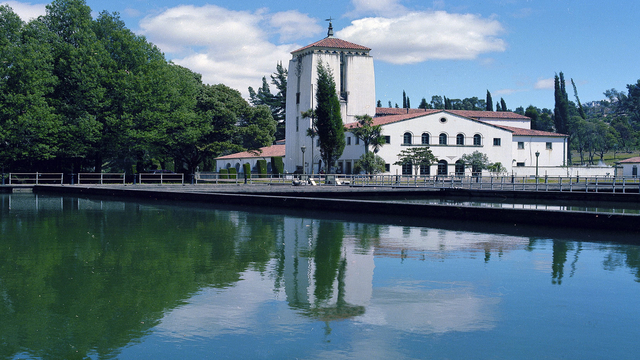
402;90;407;108
554;72;571;165
314;61;344;173
486;90;493;111
500;98;507;112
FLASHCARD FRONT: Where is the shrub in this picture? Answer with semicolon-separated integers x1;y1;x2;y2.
243;163;251;178
228;168;237;179
271;157;284;175
257;160;267;178
219;168;228;179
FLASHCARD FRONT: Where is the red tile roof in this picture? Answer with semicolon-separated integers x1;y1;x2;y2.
292;37;371;54
215;145;285;160
497;125;567;137
375;107;530;120
618;156;640;163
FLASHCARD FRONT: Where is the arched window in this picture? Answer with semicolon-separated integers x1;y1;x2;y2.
402;162;412;175
438;160;448;175
403;132;412;145
439;133;447;145
456;133;464;145
455;160;465;175
421;133;429;145
420;163;430;175
473;134;482;146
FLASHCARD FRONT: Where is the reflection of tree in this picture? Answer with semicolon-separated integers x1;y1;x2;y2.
552;240;569;285
603;245;640;283
314;221;345;302
0;196;280;359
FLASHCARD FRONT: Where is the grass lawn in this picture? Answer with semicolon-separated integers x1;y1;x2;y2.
571;150;639;166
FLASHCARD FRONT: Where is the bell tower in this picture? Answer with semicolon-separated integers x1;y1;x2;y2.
284;20;375;173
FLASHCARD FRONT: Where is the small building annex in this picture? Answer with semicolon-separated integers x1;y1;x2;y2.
617;157;640;177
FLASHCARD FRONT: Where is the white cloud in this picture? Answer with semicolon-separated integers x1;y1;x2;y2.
2;1;46;21
269;10;322;42
139;5;311;97
534;78;554;89
336;11;506;64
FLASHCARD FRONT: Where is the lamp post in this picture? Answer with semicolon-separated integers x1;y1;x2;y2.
301;146;306;175
535;150;540;179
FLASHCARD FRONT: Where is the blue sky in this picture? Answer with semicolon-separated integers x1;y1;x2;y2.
4;0;639;110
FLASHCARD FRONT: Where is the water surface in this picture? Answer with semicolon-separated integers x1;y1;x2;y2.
1;194;639;359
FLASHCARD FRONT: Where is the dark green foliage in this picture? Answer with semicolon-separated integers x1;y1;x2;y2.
354;152;386;174
228;167;237;179
256;159;267;178
271;156;284;175
394;147;437;176
377;100;382;107
486;90;493;111
219;168;228;179
243;163;251;177
313;61;344;173
248;62;287;140
0;0;275;174
460;151;491;174
349;114;385;155
418;98;431;109
500;98;507;112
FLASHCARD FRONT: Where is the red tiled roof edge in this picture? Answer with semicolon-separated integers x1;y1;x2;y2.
618;156;640;163
292;37;371;54
375;107;531;120
497;125;567;137
215;145;286;160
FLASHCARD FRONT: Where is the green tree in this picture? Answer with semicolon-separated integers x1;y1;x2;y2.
460;151;491;175
354;152;386;174
487;162;506;175
486;90;493;111
313;61;344;173
0;6;60;169
554;72;571;164
394;146;437;176
377;100;382;107
418;97;430;109
500;98;508;112
431;95;444;109
349;114;385;154
248;63;287;141
402;90;407;108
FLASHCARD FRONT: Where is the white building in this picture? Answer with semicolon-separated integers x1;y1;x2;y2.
277;22;570;176
617;157;640;177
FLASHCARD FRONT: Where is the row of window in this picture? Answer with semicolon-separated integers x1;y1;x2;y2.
518;141;553;150
403;132;484;146
399;159;475;176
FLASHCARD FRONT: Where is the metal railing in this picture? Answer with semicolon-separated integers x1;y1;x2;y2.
8;173;63;185
78;173;126;185
137;172;184;185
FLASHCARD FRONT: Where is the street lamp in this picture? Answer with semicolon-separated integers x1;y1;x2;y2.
301;146;306;175
535;150;540;179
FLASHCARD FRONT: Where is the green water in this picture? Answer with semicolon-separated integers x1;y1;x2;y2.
1;193;639;359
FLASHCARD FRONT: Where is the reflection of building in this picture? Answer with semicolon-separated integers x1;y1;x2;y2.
281;217;374;320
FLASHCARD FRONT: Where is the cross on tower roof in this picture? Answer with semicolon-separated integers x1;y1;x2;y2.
326;17;334;38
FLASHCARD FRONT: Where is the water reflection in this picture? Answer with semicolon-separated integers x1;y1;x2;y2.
1;193;640;359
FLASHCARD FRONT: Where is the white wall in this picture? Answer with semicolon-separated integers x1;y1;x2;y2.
284;49;375;173
341;113;514;175
480;118;531;129
511;135;567;168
